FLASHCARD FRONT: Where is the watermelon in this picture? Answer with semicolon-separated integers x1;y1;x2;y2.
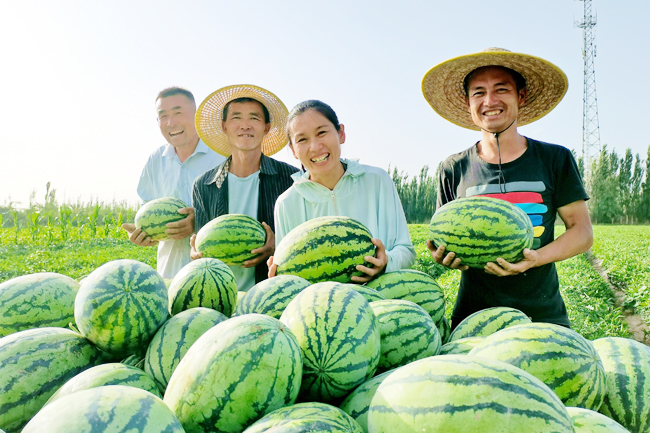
280;283;380;403
0;272;79;337
144;307;227;392
234;275;311;319
367;355;574;433
243;402;364;433
0;327;104;433
437;315;451;344
566;406;631;433
134;196;187;241
167;257;237;316
22;385;184;433
121;353;144;369
74;259;169;358
448;306;531;341
365;269;445;323
339;369;395;432
46;363;161;404
347;284;386;303
592;337;650;433
369;299;441;372
195;214;266;265
469;322;606;410
440;336;485;355
164;314;302;433
274;216;376;283
429;196;534;268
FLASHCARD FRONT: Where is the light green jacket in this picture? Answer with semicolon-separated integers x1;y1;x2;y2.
274;159;416;272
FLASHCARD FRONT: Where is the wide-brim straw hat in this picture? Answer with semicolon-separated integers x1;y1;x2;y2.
422;48;568;130
195;84;289;156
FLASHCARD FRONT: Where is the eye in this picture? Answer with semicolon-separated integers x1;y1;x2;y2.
318;130;327;136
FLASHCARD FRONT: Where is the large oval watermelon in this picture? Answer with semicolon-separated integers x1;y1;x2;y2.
74;259;169;358
448;306;531;341
0;272;79;337
135;196;187;241
0;327;104;433
274;216;376;283
22;385;184;433
429;196;534;268
195;214;266;265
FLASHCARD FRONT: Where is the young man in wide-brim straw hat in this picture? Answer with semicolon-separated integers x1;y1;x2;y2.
422;48;593;330
190;84;299;290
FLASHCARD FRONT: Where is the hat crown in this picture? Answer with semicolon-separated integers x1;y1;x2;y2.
482;47;511;53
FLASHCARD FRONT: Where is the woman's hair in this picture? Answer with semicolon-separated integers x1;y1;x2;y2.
287;100;340;143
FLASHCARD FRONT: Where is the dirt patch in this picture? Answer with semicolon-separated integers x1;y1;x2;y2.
587;250;650;346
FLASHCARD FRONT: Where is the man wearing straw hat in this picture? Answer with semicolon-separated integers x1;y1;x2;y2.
191;84;299;290
422;48;593;329
122;87;225;279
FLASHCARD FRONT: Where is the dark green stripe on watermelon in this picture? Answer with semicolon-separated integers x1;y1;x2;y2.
429;196;534;268
195;214;266;265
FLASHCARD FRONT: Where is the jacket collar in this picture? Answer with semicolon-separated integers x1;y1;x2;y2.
291;158;363;184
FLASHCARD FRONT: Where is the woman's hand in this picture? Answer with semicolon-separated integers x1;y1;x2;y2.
189;234;203;260
352;238;388;283
266;256;277;278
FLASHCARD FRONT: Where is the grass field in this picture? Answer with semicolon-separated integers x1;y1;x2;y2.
0;224;644;341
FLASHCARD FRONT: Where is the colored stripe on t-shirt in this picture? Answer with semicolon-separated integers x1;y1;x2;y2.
466;181;546;196
474;191;543;204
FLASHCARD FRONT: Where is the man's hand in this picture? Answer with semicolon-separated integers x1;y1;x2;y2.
190;234;203;260
165;207;195;240
267;256;277;279
352;238;389;283
426;240;469;271
243;222;275;268
121;223;158;247
484;248;538;276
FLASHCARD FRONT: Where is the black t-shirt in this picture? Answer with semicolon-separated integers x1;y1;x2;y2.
437;137;589;328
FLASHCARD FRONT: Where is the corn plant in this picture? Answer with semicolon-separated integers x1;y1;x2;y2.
27;211;41;241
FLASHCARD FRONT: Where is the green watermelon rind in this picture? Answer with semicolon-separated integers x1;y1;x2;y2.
135;197;187;241
195;214;266;265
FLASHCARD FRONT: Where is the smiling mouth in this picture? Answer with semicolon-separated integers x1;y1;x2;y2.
311;154;329;163
483;110;503;116
169;130;184;137
239;134;254;138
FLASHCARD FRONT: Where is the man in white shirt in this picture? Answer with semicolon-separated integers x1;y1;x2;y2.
122;87;225;279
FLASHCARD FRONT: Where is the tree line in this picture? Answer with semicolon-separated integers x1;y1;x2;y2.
390;145;650;224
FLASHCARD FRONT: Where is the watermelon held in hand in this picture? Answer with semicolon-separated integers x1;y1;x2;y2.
135;197;187;241
429;196;534;268
195;214;266;265
274;216;376;283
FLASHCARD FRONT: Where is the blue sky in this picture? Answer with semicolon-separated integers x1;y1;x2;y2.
1;0;648;207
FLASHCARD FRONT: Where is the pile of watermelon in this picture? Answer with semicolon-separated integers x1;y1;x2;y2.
0;211;649;433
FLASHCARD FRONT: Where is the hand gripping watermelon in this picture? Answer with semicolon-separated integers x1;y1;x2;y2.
195;214;266;265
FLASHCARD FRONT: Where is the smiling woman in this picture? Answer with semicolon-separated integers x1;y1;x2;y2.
271;100;416;283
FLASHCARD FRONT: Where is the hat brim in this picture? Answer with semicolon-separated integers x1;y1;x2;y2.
195;84;289;156
422;50;568;130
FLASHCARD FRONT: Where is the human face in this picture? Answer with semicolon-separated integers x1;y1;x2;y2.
288;109;346;187
465;66;527;133
156;94;199;149
221;101;270;154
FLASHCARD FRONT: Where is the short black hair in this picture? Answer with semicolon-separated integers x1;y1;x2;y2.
155;87;195;105
463;66;527;96
287;100;341;144
222;97;270;124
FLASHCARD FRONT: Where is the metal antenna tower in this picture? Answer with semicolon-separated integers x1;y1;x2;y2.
575;0;601;180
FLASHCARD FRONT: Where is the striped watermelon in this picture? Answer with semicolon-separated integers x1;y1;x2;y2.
367;355;574;433
74;259;169;358
121;353;144;368
195;214;266;265
164;314;302;433
168;257;237;316
448;306;531;341
280;283;380;403
0;272;79;337
436;315;451;344
469;322;606;410
274;216;376;283
429;196;534;268
339;369;395;432
369;299;441;372
243;402;364;433
365;269;446;324
46;363;161;404
144;307;227;392
567;407;631;433
0;327;104;433
346;284;386;303
135;196;187;241
22;385;184;433
592;337;650;433
440;336;485;355
234;275;311;319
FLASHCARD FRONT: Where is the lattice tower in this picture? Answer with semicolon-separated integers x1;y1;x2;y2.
575;0;601;182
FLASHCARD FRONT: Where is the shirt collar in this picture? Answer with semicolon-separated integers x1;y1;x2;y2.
161;139;211;160
291;158;363;183
205;154;277;188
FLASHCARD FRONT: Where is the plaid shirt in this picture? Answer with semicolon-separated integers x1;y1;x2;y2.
192;154;299;284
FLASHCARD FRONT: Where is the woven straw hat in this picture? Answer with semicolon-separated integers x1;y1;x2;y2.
421;48;568;130
195;84;289;156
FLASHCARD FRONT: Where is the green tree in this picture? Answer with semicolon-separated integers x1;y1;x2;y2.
618;149;633;223
630;152;645;224
589;145;620;224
